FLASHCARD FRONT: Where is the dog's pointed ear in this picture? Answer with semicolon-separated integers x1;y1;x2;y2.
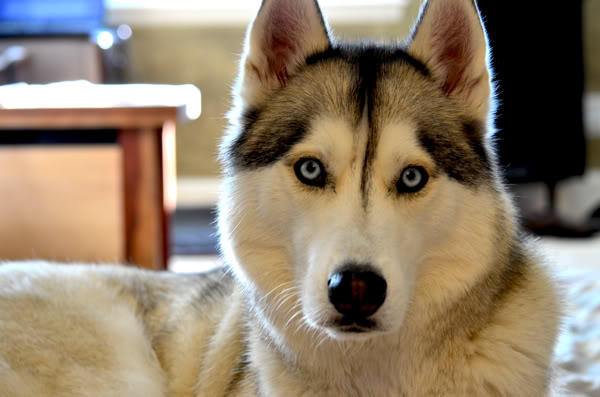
238;0;331;106
409;0;491;118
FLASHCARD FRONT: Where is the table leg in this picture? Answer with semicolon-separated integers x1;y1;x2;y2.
118;127;168;269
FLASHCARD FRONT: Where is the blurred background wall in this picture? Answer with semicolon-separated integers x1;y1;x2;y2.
587;0;600;92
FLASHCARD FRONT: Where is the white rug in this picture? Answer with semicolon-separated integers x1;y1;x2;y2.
543;237;600;396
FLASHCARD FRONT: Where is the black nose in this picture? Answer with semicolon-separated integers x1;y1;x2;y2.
328;265;387;319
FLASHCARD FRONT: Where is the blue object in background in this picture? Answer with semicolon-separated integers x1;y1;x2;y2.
0;0;104;36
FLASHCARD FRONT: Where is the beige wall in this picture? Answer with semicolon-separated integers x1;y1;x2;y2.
128;27;242;177
584;1;600;170
585;0;600;91
127;1;599;177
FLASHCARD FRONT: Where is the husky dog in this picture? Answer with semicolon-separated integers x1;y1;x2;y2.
0;0;560;396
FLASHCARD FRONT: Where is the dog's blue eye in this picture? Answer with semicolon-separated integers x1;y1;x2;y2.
397;166;429;193
294;158;326;187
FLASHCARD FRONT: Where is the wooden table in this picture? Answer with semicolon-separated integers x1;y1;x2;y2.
0;82;201;269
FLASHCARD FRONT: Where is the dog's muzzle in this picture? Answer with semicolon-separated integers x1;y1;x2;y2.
327;265;387;327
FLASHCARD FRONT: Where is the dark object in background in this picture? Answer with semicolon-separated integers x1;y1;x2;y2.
590;206;600;230
171;208;220;256
0;45;27;84
0;129;117;145
477;0;586;183
477;0;597;237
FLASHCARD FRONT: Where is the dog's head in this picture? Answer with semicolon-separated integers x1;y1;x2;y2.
219;0;502;341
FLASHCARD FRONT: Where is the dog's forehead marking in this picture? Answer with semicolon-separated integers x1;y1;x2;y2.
310;47;432;208
227;58;359;170
376;120;433;170
303;46;432;208
228;43;492;189
374;61;492;186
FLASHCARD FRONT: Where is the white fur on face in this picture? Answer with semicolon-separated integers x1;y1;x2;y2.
219;116;474;341
220;0;498;343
